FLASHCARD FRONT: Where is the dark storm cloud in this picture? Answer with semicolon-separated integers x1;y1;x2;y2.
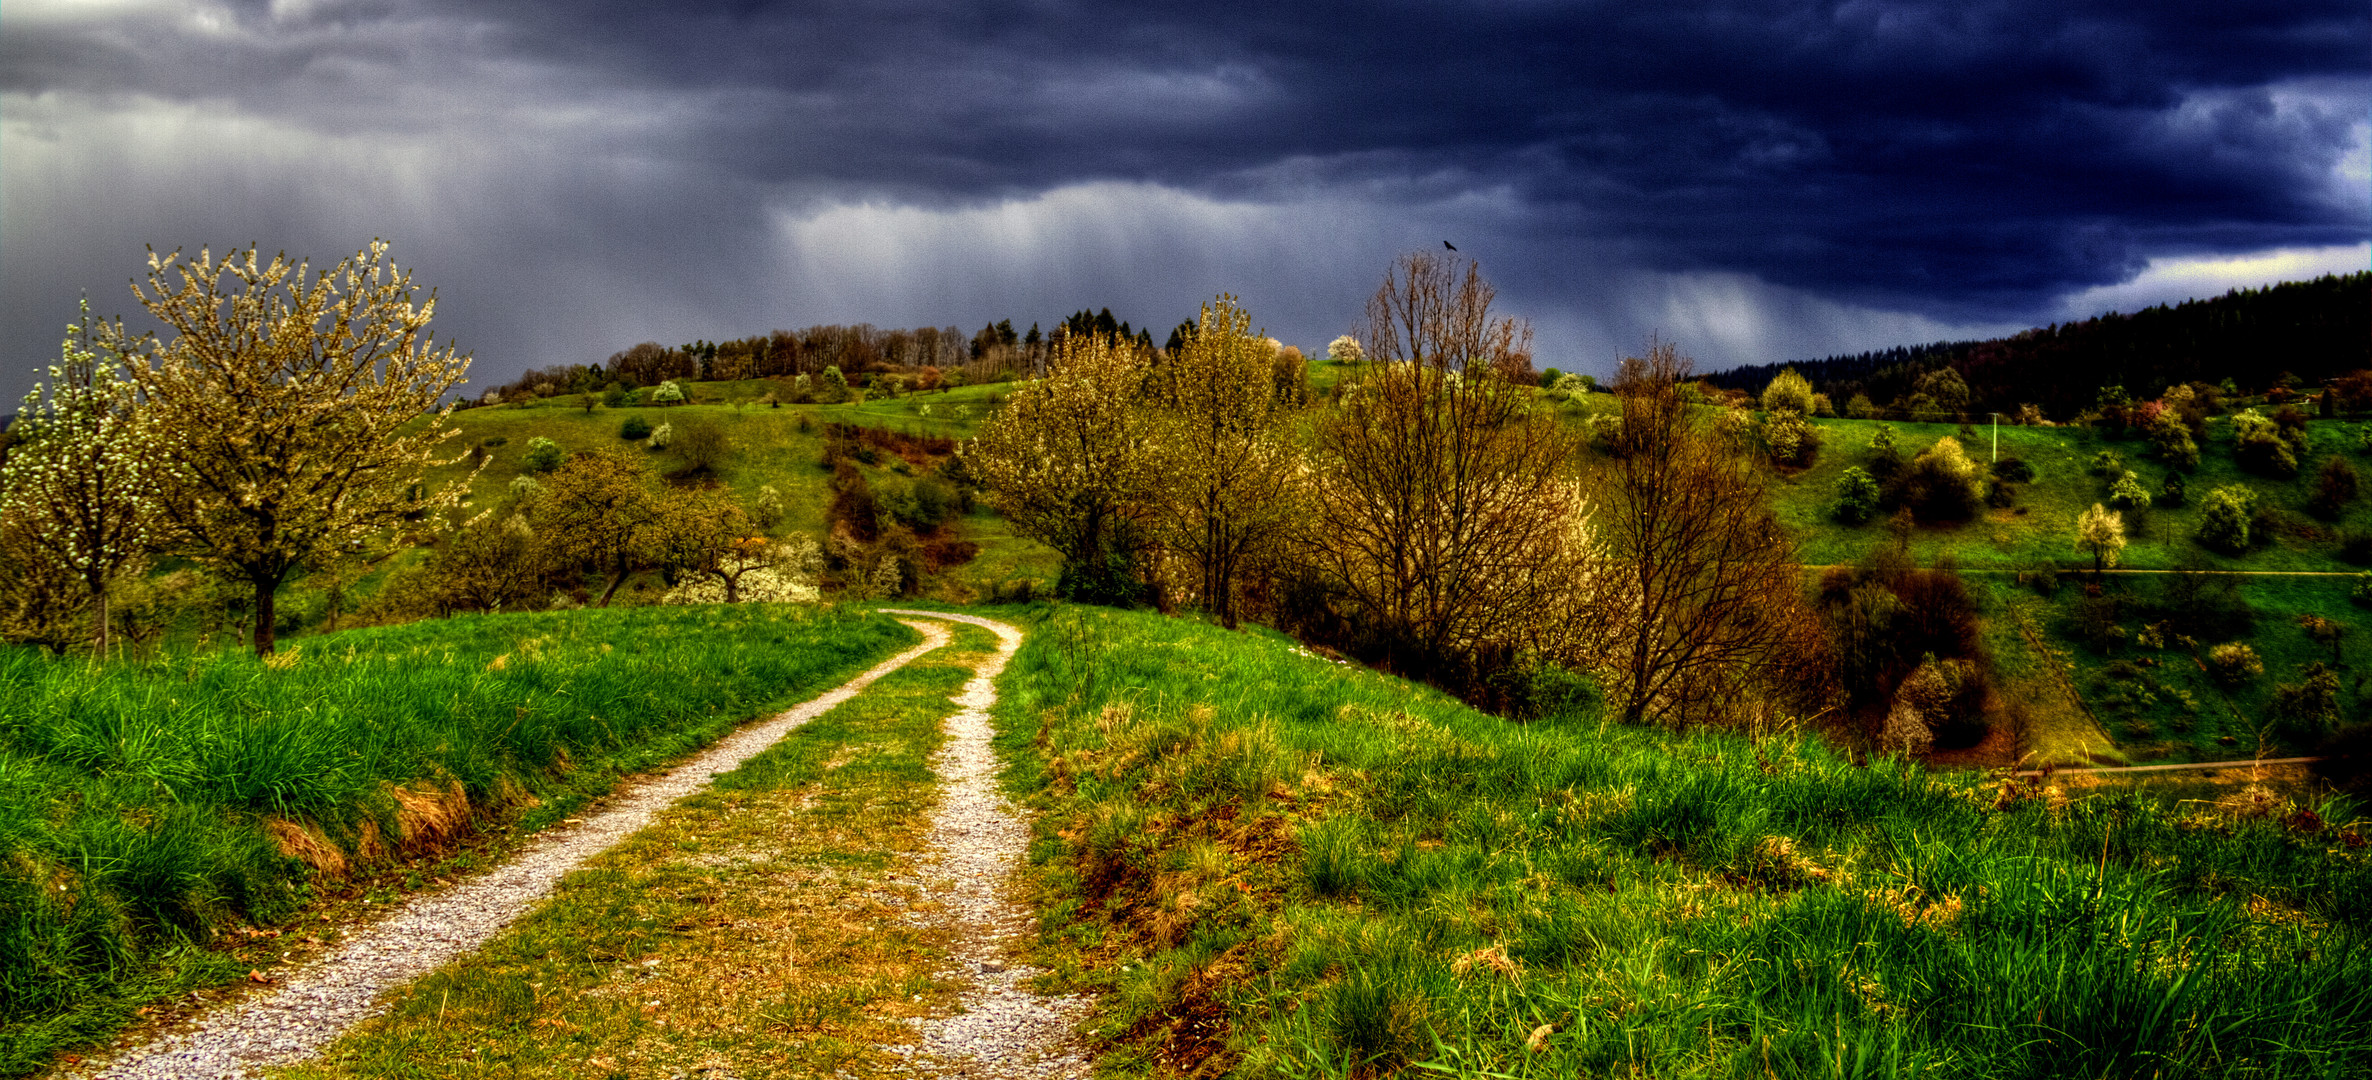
3;0;2364;398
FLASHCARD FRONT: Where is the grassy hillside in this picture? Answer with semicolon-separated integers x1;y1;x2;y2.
0;605;913;1073
997;605;2371;1078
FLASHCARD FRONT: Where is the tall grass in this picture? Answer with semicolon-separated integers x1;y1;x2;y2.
1000;606;2372;1078
0;603;912;1073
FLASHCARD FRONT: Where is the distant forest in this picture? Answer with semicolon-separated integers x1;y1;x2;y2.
1706;272;2370;420
488;308;1162;404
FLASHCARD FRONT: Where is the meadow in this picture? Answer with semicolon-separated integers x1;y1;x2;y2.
997;604;2372;1078
0;604;913;1072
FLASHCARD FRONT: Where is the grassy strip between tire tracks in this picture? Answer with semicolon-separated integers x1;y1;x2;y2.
0;604;916;1075
999;605;2372;1079
279;619;1004;1080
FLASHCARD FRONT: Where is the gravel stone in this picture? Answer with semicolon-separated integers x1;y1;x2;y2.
878;610;1093;1079
71;624;956;1080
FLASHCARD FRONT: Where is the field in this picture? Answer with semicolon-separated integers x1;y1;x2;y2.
0;604;913;1072
998;605;2372;1077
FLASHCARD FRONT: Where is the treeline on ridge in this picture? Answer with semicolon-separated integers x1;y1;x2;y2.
1706;272;2370;420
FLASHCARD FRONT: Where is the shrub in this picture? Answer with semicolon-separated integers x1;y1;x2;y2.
1831;467;1881;524
2089;450;2123;476
751;485;786;534
601;385;629;408
2108;470;2151;511
619;415;652;440
1810;392;1834;418
652;380;685;406
2205;642;2263;687
2272;663;2342;736
2355;573;2372;607
1991;456;2034;483
2310;455;2360;520
2194;485;2255;553
1760;367;1815;415
2160;473;2186;506
1868;423;1900;478
519;436;561;473
821;366;850;403
1845;392;1876;419
2232;408;2301;477
1888;436;1983;520
1764;409;1818;467
649;422;673;449
672;420;729;474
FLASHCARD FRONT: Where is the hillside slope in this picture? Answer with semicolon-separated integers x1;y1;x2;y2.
997;605;2370;1078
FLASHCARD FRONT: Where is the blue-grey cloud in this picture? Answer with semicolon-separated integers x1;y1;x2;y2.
3;0;2363;404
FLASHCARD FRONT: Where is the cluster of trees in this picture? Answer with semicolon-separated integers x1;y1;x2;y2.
1707;272;2370;422
1;243;476;657
972;255;1822;727
391;447;814;617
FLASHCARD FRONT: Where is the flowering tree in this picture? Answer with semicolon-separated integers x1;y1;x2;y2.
968;331;1160;603
124;242;474;655
1147;295;1308;627
0;304;156;654
2076;502;2125;577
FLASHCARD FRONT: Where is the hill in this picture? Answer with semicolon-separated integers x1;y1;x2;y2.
1705;273;2370;419
1001;605;2370;1077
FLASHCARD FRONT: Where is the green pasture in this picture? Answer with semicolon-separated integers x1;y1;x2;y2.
999;605;2371;1079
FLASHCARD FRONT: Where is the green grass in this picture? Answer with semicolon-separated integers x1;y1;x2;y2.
0;604;914;1074
999;605;2371;1078
1774;413;2372;573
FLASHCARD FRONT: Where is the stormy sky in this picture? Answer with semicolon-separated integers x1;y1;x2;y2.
4;0;2365;402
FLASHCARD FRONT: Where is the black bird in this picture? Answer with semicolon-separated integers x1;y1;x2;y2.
1443;241;1457;251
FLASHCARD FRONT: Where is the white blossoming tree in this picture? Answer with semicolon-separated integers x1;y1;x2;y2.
0;303;157;654
124;241;475;656
968;331;1162;603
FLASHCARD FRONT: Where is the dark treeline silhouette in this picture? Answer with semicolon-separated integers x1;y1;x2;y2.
1707;273;2370;419
493;310;1167;403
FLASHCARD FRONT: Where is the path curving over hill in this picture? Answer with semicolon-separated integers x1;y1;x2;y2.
878;609;1091;1079
73;620;957;1080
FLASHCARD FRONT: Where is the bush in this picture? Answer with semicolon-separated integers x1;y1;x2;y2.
1760;368;1815;415
2356;573;2372;607
649;422;673;449
2194;485;2255;553
652;380;685;406
2205;642;2264;687
1867;423;1900;478
751;486;786;534
1830;467;1882;524
2233;408;2301;478
1887;436;1983;520
601;386;629;408
620;415;652;440
2310;455;2360;519
672;420;729;474
1764;409;1818;467
821;366;850;403
2272;663;2342;737
2089;450;2123;476
1991;456;2034;483
2108;470;2151;511
522;436;563;473
2160;473;2186;506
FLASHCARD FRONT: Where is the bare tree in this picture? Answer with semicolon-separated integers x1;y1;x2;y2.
125;242;474;656
1306;252;1586;677
1586;339;1824;725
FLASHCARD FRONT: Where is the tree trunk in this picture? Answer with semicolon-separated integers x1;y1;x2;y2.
598;553;630;607
252;576;278;657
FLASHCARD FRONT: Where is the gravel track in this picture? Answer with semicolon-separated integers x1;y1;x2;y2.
71;621;955;1080
877;610;1091;1079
